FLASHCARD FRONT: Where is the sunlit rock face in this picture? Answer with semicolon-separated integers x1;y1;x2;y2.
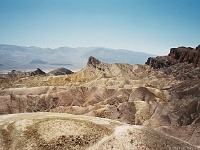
0;113;198;150
0;45;200;148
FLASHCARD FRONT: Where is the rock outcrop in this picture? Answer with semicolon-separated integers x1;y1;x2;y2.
169;46;200;66
146;45;200;69
48;67;74;76
30;68;46;76
87;56;102;68
7;68;45;79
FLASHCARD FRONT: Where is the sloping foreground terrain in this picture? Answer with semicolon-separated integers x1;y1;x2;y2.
0;45;200;148
0;112;198;150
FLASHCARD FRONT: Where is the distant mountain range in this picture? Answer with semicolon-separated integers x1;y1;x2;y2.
0;44;155;73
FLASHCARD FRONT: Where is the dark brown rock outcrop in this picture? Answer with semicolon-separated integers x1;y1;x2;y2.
146;45;200;69
48;67;73;76
87;56;102;68
145;56;172;69
29;68;45;76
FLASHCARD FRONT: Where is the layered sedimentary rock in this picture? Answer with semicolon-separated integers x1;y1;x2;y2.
1;45;200;148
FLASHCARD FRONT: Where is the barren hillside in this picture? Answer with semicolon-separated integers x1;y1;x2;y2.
0;45;200;149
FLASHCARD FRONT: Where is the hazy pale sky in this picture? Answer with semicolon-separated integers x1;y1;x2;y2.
0;0;200;55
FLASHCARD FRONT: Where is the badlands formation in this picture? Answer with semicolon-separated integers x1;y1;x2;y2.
0;45;200;149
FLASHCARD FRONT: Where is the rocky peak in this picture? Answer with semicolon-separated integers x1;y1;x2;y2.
145;57;172;69
168;47;197;63
7;68;46;79
87;56;102;68
48;67;74;76
30;68;46;76
146;45;200;69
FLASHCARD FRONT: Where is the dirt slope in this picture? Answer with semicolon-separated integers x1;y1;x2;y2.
0;112;198;150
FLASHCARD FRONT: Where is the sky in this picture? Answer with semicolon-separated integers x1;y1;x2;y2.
0;0;200;55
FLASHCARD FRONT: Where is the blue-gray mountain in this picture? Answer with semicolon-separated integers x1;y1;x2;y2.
0;44;155;73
